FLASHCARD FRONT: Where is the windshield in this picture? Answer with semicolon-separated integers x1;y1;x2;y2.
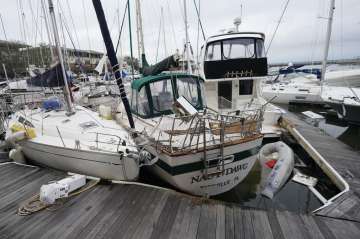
223;38;255;59
149;78;174;113
205;38;264;61
176;76;200;107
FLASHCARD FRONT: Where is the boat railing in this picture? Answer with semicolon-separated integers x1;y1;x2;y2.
91;132;126;152
149;107;264;155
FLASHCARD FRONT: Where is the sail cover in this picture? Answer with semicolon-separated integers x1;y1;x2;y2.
142;54;179;76
26;62;68;88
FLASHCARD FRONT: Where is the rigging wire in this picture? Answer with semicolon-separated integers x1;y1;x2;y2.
65;0;81;50
115;1;128;54
18;0;31;72
195;0;201;66
166;0;179;50
82;0;92;62
265;0;291;56
309;0;323;67
155;11;162;62
192;0;206;41
28;0;45;67
0;13;11;54
161;7;168;57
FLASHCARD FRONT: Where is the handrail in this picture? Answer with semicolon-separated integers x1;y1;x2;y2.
147;108;264;154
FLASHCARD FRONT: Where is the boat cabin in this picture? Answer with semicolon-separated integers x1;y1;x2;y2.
130;73;205;119
200;32;268;109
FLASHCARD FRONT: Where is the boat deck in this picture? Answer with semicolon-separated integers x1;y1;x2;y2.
281;112;360;222
0;162;359;239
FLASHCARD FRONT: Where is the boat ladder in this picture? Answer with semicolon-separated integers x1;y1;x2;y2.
201;117;226;179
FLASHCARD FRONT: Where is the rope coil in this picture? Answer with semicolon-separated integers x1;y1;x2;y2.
17;179;99;216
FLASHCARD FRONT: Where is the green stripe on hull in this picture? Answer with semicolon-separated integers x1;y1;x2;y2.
154;146;261;176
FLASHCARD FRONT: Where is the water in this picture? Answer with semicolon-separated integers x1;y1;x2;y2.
212;137;338;213
286;103;360;151
213;103;359;213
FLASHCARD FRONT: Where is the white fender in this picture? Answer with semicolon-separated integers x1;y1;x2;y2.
9;146;26;164
259;141;294;199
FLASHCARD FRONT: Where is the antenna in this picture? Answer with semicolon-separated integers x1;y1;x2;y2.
234;17;242;32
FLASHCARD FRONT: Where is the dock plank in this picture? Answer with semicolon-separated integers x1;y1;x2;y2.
282;112;360;222
1;160;360;239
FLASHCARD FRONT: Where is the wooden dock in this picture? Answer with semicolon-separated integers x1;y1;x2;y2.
281;112;360;223
0;162;359;239
0;110;360;238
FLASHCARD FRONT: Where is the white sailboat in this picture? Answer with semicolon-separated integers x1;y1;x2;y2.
5;0;141;181
262;74;323;104
322;86;360;125
262;0;359;109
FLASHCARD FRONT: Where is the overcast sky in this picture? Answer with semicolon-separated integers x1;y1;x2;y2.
0;0;359;64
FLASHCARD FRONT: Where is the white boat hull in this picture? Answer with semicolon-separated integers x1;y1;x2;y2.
262;85;322;104
147;137;262;196
20;140;139;181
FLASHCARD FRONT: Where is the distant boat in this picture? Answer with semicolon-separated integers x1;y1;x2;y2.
322;86;360;126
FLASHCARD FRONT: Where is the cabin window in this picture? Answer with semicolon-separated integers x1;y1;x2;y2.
176;77;200;107
256;39;265;57
223;38;255;59
239;79;253;95
137;87;150;116
149;78;174;113
205;42;221;61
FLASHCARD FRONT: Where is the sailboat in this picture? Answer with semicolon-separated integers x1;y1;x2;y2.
322;86;360;125
5;0;141;181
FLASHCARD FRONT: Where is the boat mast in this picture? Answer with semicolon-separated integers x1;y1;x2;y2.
42;0;55;61
183;0;192;74
92;0;135;129
127;0;135;79
320;0;335;90
48;0;73;114
135;0;145;69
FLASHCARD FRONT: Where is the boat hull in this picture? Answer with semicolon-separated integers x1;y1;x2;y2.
262;88;322;104
147;137;262;196
327;102;360;126
19;140;139;181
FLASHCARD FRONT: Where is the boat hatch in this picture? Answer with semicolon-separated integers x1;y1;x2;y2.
130;74;204;119
203;36;267;79
79;121;98;130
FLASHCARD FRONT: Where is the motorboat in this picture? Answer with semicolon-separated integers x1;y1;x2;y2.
198;30;284;138
116;72;265;196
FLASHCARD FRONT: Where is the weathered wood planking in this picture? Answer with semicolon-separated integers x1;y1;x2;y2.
282;112;360;222
0;163;359;239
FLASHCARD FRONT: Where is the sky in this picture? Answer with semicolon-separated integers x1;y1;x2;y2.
0;0;359;64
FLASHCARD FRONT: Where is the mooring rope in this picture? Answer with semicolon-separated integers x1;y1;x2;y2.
17;179;99;216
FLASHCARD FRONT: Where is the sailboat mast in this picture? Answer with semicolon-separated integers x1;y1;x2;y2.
320;0;335;86
127;0;135;79
48;0;73;114
135;0;145;69
92;0;135;129
183;0;192;74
